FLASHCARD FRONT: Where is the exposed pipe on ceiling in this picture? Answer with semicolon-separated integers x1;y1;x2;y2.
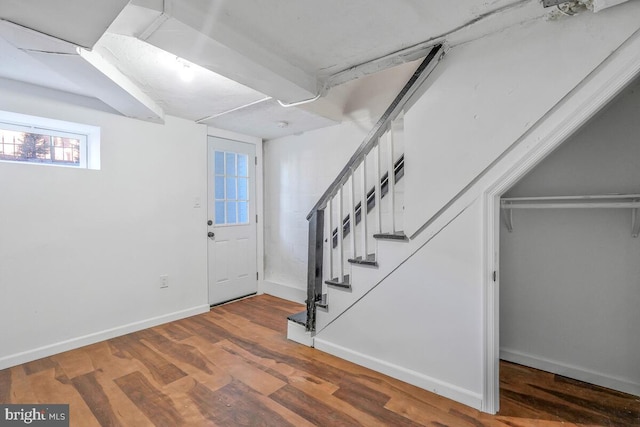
195;96;272;123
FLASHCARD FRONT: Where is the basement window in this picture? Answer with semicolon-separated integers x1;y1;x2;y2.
0;110;100;169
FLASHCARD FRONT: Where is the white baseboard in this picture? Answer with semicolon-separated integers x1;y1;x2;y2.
500;348;640;397
0;304;210;371
262;280;306;304
314;338;483;410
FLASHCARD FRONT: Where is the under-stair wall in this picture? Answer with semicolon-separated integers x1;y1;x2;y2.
272;2;640;412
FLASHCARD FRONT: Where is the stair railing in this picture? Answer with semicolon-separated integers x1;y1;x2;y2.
305;44;445;332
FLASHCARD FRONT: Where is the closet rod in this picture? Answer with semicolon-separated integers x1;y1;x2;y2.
501;194;640;236
504;202;640;209
503;194;640;202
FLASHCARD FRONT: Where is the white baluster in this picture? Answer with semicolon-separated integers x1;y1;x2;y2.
350;170;357;260
387;126;396;233
327;198;333;281
361;156;368;259
338;186;344;282
374;141;382;235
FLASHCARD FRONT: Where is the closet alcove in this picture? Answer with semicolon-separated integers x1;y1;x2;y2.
499;74;640;397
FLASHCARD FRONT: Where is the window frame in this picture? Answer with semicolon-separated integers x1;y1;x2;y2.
0;110;100;170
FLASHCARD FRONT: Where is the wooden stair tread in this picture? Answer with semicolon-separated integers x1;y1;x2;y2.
325;274;351;289
287;310;307;326
347;254;377;266
315;294;328;310
373;231;408;241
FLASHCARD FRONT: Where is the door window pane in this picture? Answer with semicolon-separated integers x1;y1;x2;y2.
226;201;237;224
238;154;248;177
226;177;237;200
238;201;248;223
238;177;248;200
215;201;225;224
215;176;225;199
225;152;236;175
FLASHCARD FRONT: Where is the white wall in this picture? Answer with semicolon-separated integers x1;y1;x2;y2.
0;79;209;369
263;120;369;301
316;199;485;408
500;75;640;394
404;4;640;238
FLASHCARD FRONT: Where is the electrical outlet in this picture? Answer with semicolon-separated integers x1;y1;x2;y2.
160;275;169;288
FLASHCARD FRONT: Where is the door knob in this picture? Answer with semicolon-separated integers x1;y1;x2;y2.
207;220;213;226
208;231;215;239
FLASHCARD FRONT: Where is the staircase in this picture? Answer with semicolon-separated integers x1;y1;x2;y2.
287;44;444;345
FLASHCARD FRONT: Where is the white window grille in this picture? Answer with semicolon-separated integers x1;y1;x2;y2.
0;110;100;170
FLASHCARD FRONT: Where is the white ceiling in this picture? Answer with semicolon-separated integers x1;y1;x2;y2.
0;0;551;140
0;0;129;48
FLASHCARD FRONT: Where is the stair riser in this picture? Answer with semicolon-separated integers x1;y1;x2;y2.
286;321;314;347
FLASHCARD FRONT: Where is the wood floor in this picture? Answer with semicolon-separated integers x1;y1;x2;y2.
1;295;638;426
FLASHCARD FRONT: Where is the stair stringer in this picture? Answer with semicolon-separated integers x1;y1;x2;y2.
314;198;485;410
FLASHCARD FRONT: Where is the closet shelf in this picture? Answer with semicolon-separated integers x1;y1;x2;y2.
501;194;640;237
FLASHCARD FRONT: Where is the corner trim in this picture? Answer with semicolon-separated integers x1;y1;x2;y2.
0;304;210;371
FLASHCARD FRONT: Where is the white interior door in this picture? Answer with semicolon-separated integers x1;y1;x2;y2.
207;137;257;305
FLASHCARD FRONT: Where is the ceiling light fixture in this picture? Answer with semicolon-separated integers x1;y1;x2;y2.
277;121;289;128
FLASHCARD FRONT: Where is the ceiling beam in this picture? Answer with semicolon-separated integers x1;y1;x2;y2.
136;0;319;104
0;19;76;55
76;48;165;123
0;0;130;49
25;49;165;123
0;20;164;123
